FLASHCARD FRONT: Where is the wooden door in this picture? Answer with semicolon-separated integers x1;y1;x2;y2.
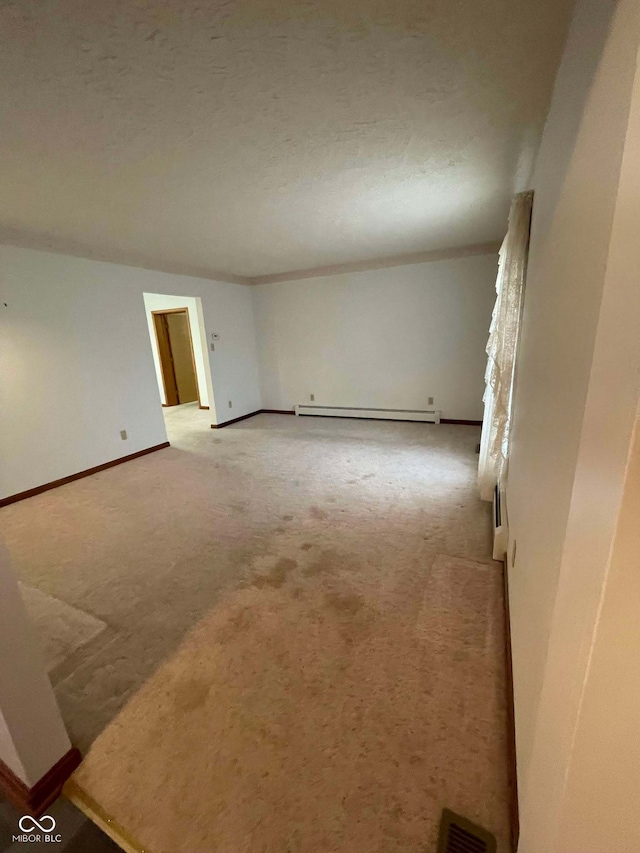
166;311;198;403
152;309;199;406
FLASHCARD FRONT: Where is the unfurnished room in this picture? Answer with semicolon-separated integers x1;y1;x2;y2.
1;1;640;852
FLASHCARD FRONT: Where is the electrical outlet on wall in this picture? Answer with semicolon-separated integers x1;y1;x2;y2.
310;393;315;401
228;400;233;408
120;430;128;440
428;396;434;406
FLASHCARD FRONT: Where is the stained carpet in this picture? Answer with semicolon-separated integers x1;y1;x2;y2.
68;553;508;852
1;406;508;851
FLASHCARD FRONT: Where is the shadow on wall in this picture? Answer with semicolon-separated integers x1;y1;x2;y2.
523;0;620;243
506;0;637;843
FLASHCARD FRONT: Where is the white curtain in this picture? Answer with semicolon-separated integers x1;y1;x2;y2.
478;190;533;501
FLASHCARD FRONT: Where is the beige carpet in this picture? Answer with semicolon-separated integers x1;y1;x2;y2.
19;583;107;676
69;552;508;853
1;406;508;849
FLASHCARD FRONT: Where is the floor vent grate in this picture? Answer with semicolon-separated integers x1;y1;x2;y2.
437;809;497;853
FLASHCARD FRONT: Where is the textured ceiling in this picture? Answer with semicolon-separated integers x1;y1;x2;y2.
0;0;574;282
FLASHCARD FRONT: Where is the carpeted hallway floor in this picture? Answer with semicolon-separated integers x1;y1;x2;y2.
2;405;509;851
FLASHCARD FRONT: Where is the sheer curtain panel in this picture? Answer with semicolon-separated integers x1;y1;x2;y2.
478;190;533;501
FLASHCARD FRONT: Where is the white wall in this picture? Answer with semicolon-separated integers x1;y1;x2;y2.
554;410;640;852
0;245;261;500
504;0;640;795
142;292;213;411
253;252;498;420
504;0;640;849
0;542;71;786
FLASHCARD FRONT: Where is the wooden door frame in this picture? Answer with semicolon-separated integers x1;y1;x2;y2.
151;308;201;407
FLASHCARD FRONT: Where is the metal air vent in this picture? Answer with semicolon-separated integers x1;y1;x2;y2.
437;808;497;853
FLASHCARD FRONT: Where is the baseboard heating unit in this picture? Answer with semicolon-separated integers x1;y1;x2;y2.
294;405;441;424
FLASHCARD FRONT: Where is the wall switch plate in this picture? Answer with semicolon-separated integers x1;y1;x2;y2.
210;342;215;351
228;400;233;408
310;393;315;401
120;430;128;440
428;396;434;406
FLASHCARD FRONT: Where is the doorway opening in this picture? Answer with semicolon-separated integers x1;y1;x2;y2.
152;308;199;406
143;292;217;424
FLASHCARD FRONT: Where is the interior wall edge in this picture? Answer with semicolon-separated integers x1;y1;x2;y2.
0;443;171;507
0;237;252;287
250;240;502;285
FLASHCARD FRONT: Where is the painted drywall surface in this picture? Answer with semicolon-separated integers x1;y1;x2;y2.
0;542;71;786
143;293;212;410
0;247;168;499
0;710;25;782
253;253;497;421
516;34;640;850
554;412;640;853
504;0;640;801
198;278;262;423
0;245;261;499
0;0;574;279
